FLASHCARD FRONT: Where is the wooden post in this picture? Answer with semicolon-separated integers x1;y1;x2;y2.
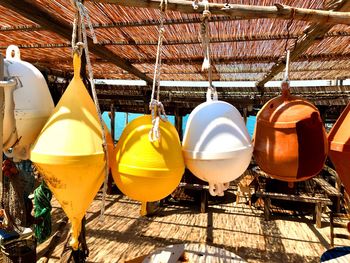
264;197;271;221
107;104;115;194
174;108;183;141
315;202;323;228
110;103;115;142
0;54;4;205
200;189;207;213
243;107;247;124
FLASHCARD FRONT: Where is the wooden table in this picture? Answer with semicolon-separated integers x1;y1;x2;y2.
142;243;246;263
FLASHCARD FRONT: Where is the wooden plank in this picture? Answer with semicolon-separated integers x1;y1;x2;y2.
93;0;350;25
256;0;350;89
313;177;342;197
256;191;332;205
0;0;152;83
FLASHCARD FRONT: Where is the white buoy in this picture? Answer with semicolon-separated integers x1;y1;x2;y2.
182;90;253;196
3;45;54;160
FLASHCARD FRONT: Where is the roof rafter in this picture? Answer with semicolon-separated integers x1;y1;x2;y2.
1;31;349;49
91;0;350;25
0;0;152;83
256;0;350;90
0;16;234;32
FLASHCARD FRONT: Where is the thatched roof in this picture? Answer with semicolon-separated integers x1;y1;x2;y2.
1;0;350;112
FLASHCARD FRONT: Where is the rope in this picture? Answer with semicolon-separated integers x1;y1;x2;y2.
200;0;217;101
149;0;168;142
71;0;109;219
34;181;52;244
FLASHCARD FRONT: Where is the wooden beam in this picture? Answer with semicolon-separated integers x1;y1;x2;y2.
0;0;152;83
0;16;233;32
1;31;349;49
126;52;350;65
256;0;350;88
91;0;350;25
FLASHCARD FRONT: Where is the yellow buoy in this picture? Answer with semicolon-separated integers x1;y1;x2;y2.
112;115;184;202
31;53;106;250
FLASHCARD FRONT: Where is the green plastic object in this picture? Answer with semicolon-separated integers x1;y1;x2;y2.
34;181;52;244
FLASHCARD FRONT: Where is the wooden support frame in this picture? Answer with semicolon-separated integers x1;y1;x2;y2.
256;0;350;89
92;0;350;25
0;0;152;83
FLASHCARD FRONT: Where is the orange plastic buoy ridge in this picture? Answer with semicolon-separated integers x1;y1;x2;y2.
112;115;184;203
253;83;328;182
31;53;113;250
328;102;350;194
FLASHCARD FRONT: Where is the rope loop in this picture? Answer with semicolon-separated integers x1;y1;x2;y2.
149;99;168;142
149;1;168;142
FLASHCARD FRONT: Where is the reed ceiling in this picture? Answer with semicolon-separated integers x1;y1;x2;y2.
0;0;350;111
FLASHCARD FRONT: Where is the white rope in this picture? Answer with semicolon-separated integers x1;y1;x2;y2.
72;1;109;219
200;0;217;101
149;0;168;142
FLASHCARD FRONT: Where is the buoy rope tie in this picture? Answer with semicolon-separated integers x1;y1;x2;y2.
209;182;229;197
149;0;168;142
200;0;217;101
72;0;109;220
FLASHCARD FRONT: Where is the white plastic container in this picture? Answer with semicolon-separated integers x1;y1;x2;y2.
182;90;252;196
3;45;54;160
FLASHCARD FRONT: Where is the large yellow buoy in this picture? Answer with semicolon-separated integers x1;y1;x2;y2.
112;115;184;203
31;53;106;250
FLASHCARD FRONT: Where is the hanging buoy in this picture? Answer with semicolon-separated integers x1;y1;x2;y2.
31;53;106;250
182;90;253;196
328;102;350;194
253;82;328;182
112;115;184;202
3;45;54;160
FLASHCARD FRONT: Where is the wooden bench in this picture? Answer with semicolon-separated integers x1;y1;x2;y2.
256;191;332;228
312;176;342;212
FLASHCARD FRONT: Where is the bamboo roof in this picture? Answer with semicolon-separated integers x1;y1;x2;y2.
0;0;350;110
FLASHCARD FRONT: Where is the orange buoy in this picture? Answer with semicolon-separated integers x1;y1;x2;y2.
112;115;184;203
253;82;328;182
328;103;350;193
31;53;107;250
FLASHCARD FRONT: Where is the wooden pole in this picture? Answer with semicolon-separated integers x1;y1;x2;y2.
110;104;115;142
174;108;183;141
92;0;350;25
0;54;4;205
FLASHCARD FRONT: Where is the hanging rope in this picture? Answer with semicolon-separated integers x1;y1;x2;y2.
71;0;109;219
149;0;168;142
200;0;217;101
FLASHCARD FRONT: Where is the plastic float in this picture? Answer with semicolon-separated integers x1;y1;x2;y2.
253;52;327;182
328;102;350;194
31;53;107;250
112;115;184;203
2;45;54;161
182;90;253;196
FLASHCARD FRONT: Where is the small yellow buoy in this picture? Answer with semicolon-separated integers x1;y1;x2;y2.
112;115;184;202
31;53;106;250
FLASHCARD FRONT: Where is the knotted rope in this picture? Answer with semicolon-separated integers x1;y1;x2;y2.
149;0;168;142
200;0;217;101
71;0;109;219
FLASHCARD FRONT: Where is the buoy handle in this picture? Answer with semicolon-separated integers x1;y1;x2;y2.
206;88;218;102
73;52;82;78
6;45;21;60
